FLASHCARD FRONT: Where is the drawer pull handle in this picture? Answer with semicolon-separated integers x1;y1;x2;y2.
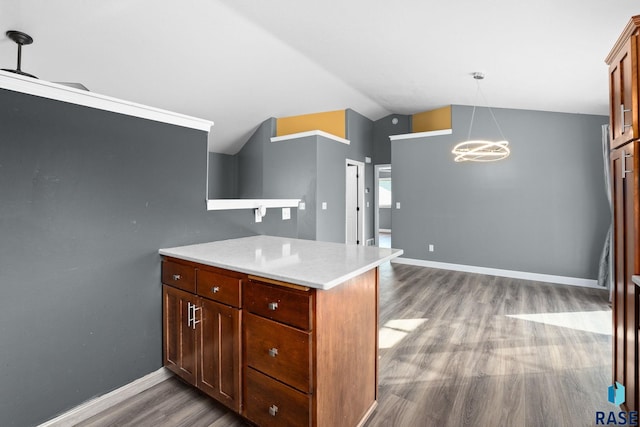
268;302;278;311
211;286;220;293
172;274;181;281
621;104;633;134
268;347;278;358
269;405;278;416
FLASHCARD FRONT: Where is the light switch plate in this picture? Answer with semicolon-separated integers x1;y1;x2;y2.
322;202;327;210
396;202;401;209
299;202;306;210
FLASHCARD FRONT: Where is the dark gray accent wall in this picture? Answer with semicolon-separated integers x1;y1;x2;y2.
391;105;610;279
208;152;238;198
373;113;411;165
0;89;297;427
237;118;276;198
263;136;318;240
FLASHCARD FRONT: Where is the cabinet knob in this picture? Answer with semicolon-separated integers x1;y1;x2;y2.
269;405;278;416
268;347;278;358
211;286;220;293
268;302;278;311
172;274;181;281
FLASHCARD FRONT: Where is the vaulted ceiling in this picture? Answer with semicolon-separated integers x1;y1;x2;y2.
1;1;637;154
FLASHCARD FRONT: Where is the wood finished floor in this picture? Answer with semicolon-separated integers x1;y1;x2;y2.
77;263;611;427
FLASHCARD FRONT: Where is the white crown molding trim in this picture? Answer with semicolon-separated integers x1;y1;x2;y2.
0;70;213;132
389;129;453;141
38;367;173;427
270;130;350;145
391;257;600;289
207;198;300;211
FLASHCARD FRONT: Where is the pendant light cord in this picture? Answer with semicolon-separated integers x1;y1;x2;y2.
477;80;507;141
466;83;480;141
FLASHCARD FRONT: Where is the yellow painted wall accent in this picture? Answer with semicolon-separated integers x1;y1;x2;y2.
412;106;452;133
276;110;346;139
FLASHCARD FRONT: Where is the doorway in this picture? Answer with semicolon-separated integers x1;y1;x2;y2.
345;159;365;245
374;164;391;248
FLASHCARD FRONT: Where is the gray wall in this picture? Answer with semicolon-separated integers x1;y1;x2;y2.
373;113;411;165
379;207;392;230
208;152;237;198
345;109;375;242
238;111;377;244
391;104;610;279
263;135;318;240
0;89;297;426
237;118;276;198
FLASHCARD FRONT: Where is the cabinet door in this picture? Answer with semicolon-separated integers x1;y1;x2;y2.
198;298;241;411
611;143;639;411
163;285;198;385
609;37;637;149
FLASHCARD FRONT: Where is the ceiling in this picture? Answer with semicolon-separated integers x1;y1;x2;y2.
1;1;637;154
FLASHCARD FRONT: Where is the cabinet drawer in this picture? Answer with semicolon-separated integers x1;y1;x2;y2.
162;260;195;293
197;269;241;308
245;280;312;330
245;313;312;393
244;367;311;427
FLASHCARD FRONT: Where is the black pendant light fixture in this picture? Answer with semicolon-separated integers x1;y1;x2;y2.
2;30;38;78
2;29;89;91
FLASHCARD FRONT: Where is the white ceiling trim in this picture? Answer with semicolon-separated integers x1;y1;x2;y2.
0;70;213;132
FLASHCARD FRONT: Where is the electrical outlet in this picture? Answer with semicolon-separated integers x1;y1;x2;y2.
282;207;291;220
322;202;327;210
396;202;401;209
428;244;434;252
299;201;305;210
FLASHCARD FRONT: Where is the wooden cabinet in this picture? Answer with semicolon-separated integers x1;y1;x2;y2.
162;257;380;426
163;285;198;385
608;17;640;413
611;143;640;412
243;271;378;427
162;258;242;412
607;16;640;149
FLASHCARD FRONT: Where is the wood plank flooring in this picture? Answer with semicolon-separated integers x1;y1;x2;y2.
76;263;611;427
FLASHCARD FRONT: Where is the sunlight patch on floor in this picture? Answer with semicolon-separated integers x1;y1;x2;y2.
379;318;428;349
506;310;611;335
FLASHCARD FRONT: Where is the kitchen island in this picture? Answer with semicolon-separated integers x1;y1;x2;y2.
159;235;402;427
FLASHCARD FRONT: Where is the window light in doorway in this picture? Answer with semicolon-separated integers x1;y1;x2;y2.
452;72;510;162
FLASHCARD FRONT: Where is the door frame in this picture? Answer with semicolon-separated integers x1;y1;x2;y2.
345;159;365;245
374;164;391;246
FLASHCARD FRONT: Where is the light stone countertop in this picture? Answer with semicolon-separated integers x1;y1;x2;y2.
159;235;403;290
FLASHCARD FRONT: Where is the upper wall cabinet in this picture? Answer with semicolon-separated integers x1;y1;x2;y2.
606;16;640;149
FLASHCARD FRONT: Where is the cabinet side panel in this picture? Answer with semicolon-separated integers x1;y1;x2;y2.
315;268;378;427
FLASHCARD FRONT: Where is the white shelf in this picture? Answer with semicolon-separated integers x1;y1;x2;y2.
389;129;452;141
270;130;350;145
207;199;301;211
0;70;213;132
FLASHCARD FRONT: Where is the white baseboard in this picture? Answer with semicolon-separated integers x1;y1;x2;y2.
391;257;601;289
379;229;391;233
38;367;173;427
